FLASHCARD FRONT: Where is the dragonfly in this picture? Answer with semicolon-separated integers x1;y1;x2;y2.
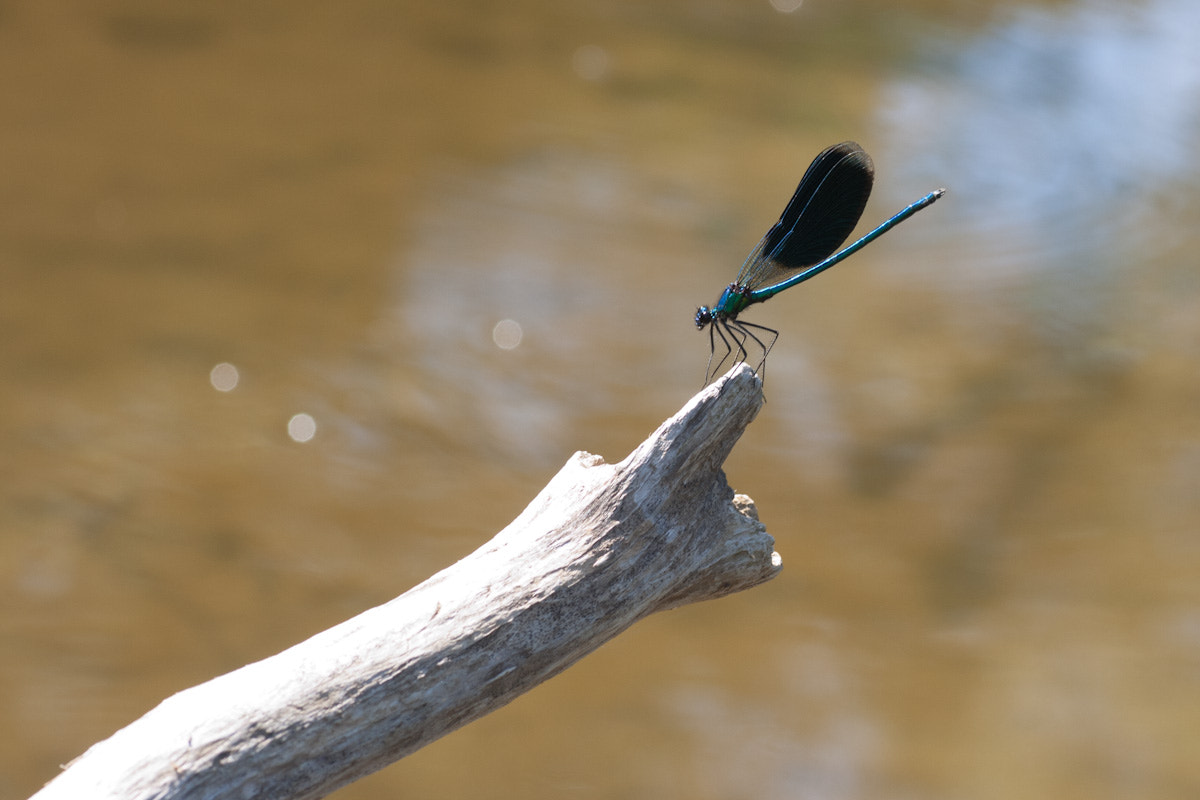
695;141;945;383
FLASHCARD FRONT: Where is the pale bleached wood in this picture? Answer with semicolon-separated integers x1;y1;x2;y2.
31;363;781;800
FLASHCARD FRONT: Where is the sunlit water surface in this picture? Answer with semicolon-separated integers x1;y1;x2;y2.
3;2;1199;799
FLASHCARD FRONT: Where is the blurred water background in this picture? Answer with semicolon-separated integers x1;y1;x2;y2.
2;1;1199;798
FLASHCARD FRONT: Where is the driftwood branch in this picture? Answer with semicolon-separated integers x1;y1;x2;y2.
32;364;781;800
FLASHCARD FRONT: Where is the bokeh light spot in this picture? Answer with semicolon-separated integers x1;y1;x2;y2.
209;362;239;392
492;318;523;350
571;45;610;81
288;413;317;443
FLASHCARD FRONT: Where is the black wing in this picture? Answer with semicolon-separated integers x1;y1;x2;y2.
759;141;874;270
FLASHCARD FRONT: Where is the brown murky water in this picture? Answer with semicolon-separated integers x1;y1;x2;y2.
4;1;1199;798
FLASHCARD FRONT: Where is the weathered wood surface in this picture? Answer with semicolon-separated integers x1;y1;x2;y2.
32;364;781;800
